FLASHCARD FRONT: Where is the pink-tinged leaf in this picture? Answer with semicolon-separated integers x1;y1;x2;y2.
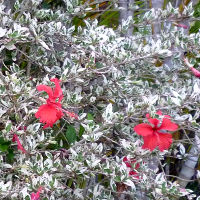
17;126;27;131
31;187;43;200
12;134;27;154
129;170;139;179
175;24;188;29
123;157;140;178
190;67;200;78
123;157;132;168
134;123;153;136
123;157;139;169
64;110;79;119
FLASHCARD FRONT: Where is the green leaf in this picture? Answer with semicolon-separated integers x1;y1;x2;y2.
5;123;12;132
0;144;9;152
79;124;85;138
66;125;77;144
194;2;200;17
99;11;119;28
67;178;73;187
8;31;19;38
0;137;11;152
87;113;94;120
6;149;14;163
190;21;200;34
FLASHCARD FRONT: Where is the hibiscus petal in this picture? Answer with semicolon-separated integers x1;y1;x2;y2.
146;113;160;127
142;134;158;151
37;85;53;99
156;110;162;115
35;104;63;129
158;117;178;131
134;123;153;136
146;113;150;118
157;132;172;151
50;78;63;101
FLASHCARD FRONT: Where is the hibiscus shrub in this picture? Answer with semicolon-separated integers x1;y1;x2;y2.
0;0;200;199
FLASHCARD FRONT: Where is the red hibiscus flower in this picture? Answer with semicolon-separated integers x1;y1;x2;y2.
134;111;178;151
35;78;78;129
12;134;27;154
31;187;43;200
123;157;140;178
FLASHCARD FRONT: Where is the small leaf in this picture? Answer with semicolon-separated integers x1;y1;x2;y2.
5;123;12;132
79;125;85;138
0;137;11;152
5;43;16;50
66;125;77;144
171;97;181;106
0;144;9;152
87;113;94;120
123;180;136;190
6;149;14;163
0;27;7;37
38;39;51;50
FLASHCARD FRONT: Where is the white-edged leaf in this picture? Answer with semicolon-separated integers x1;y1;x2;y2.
0;27;7;37
124;179;136;190
38;39;51;50
171;97;181;106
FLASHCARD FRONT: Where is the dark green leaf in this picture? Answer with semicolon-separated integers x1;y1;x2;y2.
190;21;200;34
79;124;85;138
0;137;11;152
6;149;14;163
66;125;77;144
0;144;9;152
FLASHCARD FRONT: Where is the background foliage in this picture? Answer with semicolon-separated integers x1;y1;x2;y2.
0;0;200;199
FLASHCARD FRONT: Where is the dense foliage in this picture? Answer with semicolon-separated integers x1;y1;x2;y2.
0;0;200;199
